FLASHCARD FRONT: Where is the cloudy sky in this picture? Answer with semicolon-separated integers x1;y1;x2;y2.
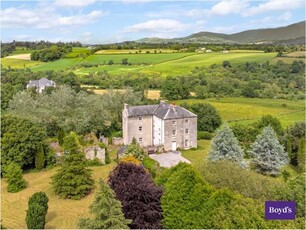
1;0;305;44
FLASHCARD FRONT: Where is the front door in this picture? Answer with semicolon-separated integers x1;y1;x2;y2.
172;141;177;151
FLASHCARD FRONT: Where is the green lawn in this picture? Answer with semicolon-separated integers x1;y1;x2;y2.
177;97;304;127
182;140;211;168
1;163;116;229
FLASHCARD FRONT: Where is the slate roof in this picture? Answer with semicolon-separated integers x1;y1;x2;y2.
126;102;197;119
27;78;55;88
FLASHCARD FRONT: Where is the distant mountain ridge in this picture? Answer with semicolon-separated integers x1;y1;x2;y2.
137;21;305;44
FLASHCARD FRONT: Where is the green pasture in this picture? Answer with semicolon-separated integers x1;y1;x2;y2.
142;52;277;76
65;47;93;58
1;58;41;68
30;58;83;72
95;48;177;54
85;53;194;64
5;51;302;76
176;97;304;127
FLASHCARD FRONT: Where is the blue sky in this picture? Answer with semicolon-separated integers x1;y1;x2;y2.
1;0;305;44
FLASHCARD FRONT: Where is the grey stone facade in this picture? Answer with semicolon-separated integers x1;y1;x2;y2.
123;101;197;151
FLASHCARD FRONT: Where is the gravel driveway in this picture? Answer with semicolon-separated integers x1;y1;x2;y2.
149;151;191;168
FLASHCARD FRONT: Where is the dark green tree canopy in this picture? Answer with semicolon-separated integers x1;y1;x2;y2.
1;114;47;172
180;102;222;132
160;76;190;100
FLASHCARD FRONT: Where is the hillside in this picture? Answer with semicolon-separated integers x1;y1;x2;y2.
137;21;306;44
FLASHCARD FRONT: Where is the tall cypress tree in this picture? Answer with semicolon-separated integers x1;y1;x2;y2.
79;179;131;229
35;144;45;170
51;132;94;199
57;128;65;146
249;126;288;176
208;123;244;163
6;162;27;193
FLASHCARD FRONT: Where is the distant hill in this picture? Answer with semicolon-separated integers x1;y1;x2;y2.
137;21;306;44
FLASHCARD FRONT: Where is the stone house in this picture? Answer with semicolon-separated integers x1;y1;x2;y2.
26;78;56;93
123;101;197;151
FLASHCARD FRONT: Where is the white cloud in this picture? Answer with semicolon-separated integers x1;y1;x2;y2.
277;11;292;21
186;9;210;18
54;0;97;8
124;19;190;33
1;7;105;29
210;0;249;16
57;11;104;26
243;0;303;16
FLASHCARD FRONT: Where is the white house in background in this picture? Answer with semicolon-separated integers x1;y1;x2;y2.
122;101;197;151
26;78;56;93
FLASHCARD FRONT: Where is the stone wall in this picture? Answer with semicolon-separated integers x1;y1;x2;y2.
84;146;105;164
112;137;124;145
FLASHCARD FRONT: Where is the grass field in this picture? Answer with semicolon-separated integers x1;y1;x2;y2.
95;49;177;54
25;51;279;76
177;97;304;127
65;47;93;58
1;58;41;68
1;163;117;229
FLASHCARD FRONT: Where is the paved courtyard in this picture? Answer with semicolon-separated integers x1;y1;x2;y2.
149;151;191;168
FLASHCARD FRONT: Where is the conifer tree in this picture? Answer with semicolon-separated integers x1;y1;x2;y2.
26;192;49;229
35;144;45;170
249;126;288;176
208;123;244;163
297;138;305;173
79;179;131;229
6;162;26;193
57;128;65;146
51;132;94;199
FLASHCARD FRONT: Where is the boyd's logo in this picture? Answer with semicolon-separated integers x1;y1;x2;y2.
265;201;295;220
